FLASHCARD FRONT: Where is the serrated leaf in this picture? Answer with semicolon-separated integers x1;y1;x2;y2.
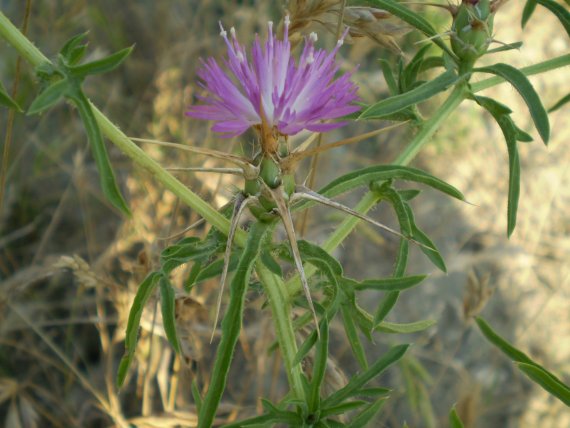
369;0;457;59
198;222;269;427
517;363;570;406
27;78;69;115
355;275;427;292
360;71;458;119
341;304;368;370
68;89;131;215
117;271;161;387
375;319;436;334
449;405;465;428
159;276;180;353
348;397;388;428
70;46;133;77
0;81;22;111
475;316;570;405
548;92;570;112
475;63;550;144
522;1;538;27
537;0;570;38
323;344;409;407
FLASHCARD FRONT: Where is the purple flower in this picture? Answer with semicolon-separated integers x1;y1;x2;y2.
187;17;360;140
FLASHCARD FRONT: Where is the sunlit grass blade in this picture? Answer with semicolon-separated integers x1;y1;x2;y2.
368;0;457;59
516;363;570;406
211;193;253;342
159;276;181;353
117;271;161;387
449;405;465;428
70;89;131;215
198;221;269;428
475;63;550;144
359;71;459;119
323;344;409;407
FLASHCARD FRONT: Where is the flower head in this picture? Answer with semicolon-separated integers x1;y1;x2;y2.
187;17;360;141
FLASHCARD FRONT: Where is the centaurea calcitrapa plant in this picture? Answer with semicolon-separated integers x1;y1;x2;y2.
1;0;570;426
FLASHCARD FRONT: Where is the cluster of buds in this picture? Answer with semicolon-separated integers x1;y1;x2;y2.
450;0;495;64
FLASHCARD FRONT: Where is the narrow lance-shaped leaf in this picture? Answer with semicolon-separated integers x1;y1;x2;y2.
548;92;570;112
475;63;550;144
475;316;570;405
341;304;368;370
537;0;570;38
159;276;181;353
323;344;409;407
449;406;465;428
522;0;538;27
198;221;270;428
516;363;570;406
379;59;399;96
27;78;69;115
68;88;131;215
486;41;523;55
117;271;161;387
360;71;459;120
309;317;329;413
70;46;134;77
348;397;388;428
0;80;22;111
368;0;457;59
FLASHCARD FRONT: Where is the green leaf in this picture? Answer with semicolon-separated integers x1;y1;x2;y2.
353;387;391;399
473;95;522;236
0;80;22;111
117;271;161;387
372;183;412;235
70;46;134;77
418;56;445;73
160;237;217;274
68;89;131;215
537;0;570;38
475;63;550;144
486;42;523;55
159;276;181;353
323;344;409;407
516;363;570;406
449;406;465;428
341;305;368;370
368;0;457;59
60;32;88;59
548;92;570;112
355;275;426;292
191;380;202;414
360;71;459;119
475;316;570;404
293;331;318;366
311;165;465;204
184;261;203;292
402;44;432;91
309;318;329;412
199;221;269;428
193;252;240;284
27;78;69;115
320;400;367;418
375;319;436;334
522;0;538;27
403;203;447;272
380;59;399;96
348;397;388;428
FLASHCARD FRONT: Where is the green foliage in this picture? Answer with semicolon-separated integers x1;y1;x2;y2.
476;317;570;406
0;79;22;111
27;33;133;215
449;405;465;428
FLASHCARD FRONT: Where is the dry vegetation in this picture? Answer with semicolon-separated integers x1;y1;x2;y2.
0;1;568;427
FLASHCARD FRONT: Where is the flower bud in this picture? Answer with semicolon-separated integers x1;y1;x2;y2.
451;0;494;64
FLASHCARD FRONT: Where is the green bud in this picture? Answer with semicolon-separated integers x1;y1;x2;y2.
451;0;494;64
260;156;282;189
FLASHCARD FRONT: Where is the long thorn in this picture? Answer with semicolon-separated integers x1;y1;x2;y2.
292;186;436;252
210;193;254;343
131;137;258;178
166;166;244;175
268;186;321;337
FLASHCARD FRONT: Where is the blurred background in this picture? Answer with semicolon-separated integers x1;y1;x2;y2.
0;1;568;427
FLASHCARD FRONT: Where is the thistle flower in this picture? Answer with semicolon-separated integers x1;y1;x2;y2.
186;17;360;145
